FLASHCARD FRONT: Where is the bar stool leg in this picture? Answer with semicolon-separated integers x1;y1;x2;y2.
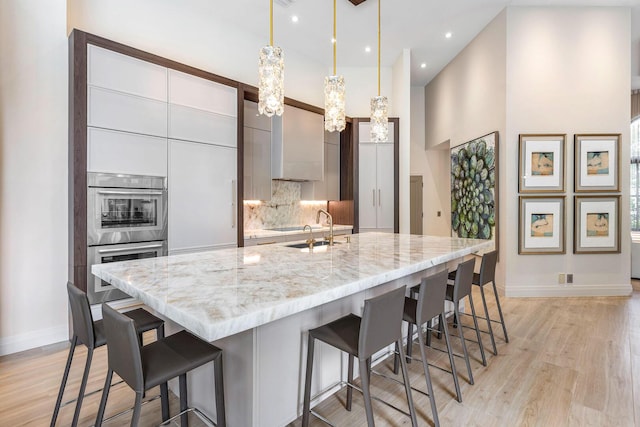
417;326;439;427
468;295;487;366
95;368;113;427
179;374;189;427
51;335;77;427
131;391;143;427
346;354;354;411
397;341;418;427
213;353;226;427
440;313;462;402
454;306;474;385
160;382;169;421
392;341;400;375
479;285;497;355
359;358;375;426
492;280;509;342
71;347;94;427
406;322;414;363
302;335;315;427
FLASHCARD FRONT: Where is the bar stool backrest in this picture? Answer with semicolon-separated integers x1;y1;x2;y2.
67;282;96;348
453;258;475;302
478;250;498;286
358;286;406;359
102;304;144;393
416;270;449;325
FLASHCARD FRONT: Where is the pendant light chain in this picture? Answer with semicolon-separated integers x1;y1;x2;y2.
377;0;380;96
333;0;337;76
258;0;284;117
324;0;345;132
270;0;274;46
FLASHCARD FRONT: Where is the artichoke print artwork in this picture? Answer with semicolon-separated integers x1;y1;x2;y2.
450;132;497;241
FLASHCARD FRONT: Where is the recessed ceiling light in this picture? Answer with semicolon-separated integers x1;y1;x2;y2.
420;63;427;69
291;15;299;23
365;46;371;53
445;32;452;39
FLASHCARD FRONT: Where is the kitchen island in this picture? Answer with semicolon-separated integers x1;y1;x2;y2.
93;232;492;426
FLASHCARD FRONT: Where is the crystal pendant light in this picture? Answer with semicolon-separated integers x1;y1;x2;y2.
370;0;388;142
258;0;284;117
324;0;346;132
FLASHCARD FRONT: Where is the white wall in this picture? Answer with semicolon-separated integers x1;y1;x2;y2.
424;6;631;297
505;6;631;296
410;87;450;235
0;0;69;354
341;66;393;117
393;49;412;233
424;10;507;281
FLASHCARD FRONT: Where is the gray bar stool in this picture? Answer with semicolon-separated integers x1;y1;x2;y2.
445;258;486;385
96;304;226;427
302;286;418;427
448;250;508;355
393;270;461;407
51;282;164;427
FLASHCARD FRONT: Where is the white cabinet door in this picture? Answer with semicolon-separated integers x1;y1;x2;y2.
376;144;395;230
88;86;167;137
243;127;271;201
88;44;167;102
87;127;167;176
169;69;237;116
358;144;378;229
169;104;237;147
169;140;237;252
244;100;271;131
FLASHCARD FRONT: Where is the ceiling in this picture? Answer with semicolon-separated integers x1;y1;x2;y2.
211;0;639;87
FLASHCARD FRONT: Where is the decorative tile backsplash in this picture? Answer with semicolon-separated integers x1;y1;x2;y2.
244;181;327;230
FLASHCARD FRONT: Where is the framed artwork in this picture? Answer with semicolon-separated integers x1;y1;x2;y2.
518;196;565;254
518;134;566;193
574;134;620;192
450;131;498;251
574;195;620;254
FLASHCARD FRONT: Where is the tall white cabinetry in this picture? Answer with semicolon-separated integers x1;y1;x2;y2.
243;100;272;201
86;44;238;254
301;130;340;201
358;121;395;233
167;70;238;254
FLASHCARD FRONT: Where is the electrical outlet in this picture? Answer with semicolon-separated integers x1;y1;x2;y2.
567;273;573;284
558;273;565;284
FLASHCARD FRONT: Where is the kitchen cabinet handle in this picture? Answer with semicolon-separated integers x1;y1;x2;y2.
378;189;381;206
97;190;164;196
372;189;376;207
231;180;237;229
98;243;163;254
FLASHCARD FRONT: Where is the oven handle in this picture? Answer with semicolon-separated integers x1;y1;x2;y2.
98;243;164;254
97;190;164;196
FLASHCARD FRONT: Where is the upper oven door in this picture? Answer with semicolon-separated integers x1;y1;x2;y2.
87;187;167;246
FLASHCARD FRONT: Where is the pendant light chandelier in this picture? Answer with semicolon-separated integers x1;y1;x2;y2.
258;0;284;117
370;0;388;142
324;0;346;132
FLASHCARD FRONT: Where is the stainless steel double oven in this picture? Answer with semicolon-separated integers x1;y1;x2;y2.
87;173;167;304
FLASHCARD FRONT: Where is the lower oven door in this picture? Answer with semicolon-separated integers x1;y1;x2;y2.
87;240;167;304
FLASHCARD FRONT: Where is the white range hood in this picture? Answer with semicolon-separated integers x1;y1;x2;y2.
271;104;324;181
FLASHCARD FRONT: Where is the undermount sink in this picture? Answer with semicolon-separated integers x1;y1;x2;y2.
286;240;340;249
265;226;322;232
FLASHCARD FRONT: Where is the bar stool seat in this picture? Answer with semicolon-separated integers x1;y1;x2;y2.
96;304;226;427
51;282;164;427
302;286;418;427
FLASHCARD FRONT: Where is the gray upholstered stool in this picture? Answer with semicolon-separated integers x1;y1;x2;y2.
96;303;226;427
51;282;164;427
444;258;486;386
448;250;508;355
302;286;418;427
393;269;461;410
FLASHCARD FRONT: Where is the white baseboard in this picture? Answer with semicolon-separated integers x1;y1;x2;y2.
0;324;69;356
506;283;632;297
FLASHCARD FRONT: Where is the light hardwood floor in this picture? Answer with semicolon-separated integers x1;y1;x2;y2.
2;282;639;426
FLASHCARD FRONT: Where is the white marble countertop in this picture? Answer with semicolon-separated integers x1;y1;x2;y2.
244;224;353;240
92;232;492;341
